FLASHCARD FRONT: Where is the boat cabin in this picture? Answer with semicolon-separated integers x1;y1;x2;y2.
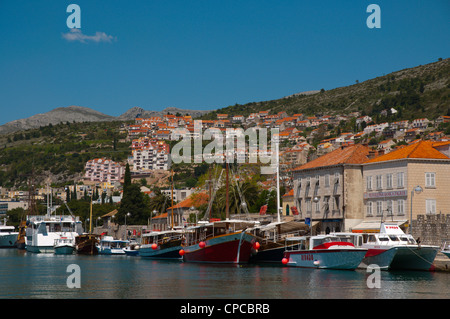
185;220;258;245
99;236;129;249
365;233;416;245
141;230;183;246
285;235;344;251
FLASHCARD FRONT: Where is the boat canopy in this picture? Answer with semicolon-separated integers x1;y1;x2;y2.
351;220;407;233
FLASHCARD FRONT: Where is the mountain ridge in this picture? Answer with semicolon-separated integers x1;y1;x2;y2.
0;105;213;135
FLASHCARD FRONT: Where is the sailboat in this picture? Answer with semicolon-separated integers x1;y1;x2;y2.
249;136;309;263
75;198;99;255
180;164;258;264
140;170;184;260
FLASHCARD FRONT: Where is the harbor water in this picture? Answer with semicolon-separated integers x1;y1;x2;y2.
1;249;449;300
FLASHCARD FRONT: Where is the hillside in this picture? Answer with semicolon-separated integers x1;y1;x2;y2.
0;106;212;135
201;58;450;120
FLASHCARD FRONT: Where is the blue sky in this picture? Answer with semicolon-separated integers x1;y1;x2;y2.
0;0;449;125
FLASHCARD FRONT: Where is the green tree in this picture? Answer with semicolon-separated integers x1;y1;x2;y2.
118;183;150;225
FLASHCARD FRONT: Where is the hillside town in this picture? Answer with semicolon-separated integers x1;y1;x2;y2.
1;109;450;247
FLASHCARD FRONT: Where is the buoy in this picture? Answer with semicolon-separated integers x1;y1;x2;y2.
253;242;260;250
179;249;185;256
151;243;157;250
282;258;288;265
199;241;206;248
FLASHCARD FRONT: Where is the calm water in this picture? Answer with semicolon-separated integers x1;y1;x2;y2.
0;249;449;300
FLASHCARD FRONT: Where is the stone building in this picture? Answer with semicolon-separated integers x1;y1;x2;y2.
292;144;370;234
356;140;450;235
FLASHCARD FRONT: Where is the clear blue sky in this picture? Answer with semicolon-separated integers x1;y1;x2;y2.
0;0;449;125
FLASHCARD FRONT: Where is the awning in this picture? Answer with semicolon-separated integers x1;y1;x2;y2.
351;220;407;233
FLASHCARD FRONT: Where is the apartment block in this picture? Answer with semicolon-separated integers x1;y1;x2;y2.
84;158;124;184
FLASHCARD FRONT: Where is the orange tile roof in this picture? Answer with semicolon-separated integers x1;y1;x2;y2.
166;192;209;210
293;144;370;171
282;189;294;197
365;140;450;163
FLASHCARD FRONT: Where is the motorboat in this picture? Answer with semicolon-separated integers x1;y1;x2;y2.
54;236;76;255
139;230;184;259
282;235;367;270
124;239;140;256
0;219;18;248
97;236;128;255
25;215;83;253
181;220;258;264
359;223;439;271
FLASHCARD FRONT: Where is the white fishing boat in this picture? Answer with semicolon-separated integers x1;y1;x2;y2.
97;236;128;255
0;219;18;248
359;223;439;271
54;236;76;255
25;215;83;253
282;235;367;270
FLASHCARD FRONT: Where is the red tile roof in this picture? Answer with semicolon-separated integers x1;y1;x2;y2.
365;140;450;163
293;144;370;171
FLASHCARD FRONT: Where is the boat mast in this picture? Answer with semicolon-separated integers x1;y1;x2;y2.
89;194;93;234
226;163;229;220
275;135;281;223
171;169;174;229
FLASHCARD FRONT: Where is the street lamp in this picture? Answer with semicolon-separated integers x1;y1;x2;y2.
312;196;319;236
125;212;131;239
410;185;423;235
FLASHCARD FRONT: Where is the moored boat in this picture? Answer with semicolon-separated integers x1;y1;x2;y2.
139;230;183;259
54;236;76;255
282;235;367;270
25;215;83;253
249;221;309;263
97;236;128;255
0;220;19;248
76;234;99;255
181;220;258;264
360;223;439;271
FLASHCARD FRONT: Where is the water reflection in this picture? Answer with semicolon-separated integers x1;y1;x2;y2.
0;249;448;299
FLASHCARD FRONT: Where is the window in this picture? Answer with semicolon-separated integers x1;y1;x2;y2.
376;175;382;190
366;201;373;216
426;199;436;214
376;201;383;216
397;199;404;215
386;174;393;189
306;198;311;213
325;174;330;188
425;172;435;188
314;198;320;212
397;172;404;188
386;200;393;216
366;176;372;191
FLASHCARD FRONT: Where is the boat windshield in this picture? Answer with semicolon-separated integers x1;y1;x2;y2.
388;235;399;241
378;236;390;242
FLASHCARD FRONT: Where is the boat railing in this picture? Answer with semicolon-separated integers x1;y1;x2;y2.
261;230;305;245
